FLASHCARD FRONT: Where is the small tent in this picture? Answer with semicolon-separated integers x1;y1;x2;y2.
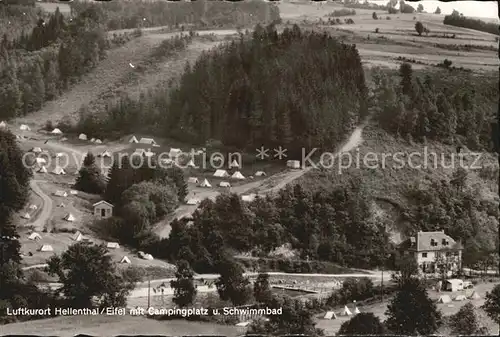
454;294;467;301
143;254;154;260
200;179;212;188
78;133;87;140
0;121;6;128
51;128;62;134
235;322;251;327
54;190;68;197
469;292;481;299
64;213;75;222
29;204;38;210
242;194;257;202
219;181;231;187
120;256;131;264
31;147;42;153
342;306;352;316
52;167;66;175
37;166;48;174
186;198;200;205
55;152;64;158
129;136;138;143
61;137;67;141
323;311;337;319
70;190;78;195
438;295;452;304
21;213;31;219
73;231;83;242
28;232;42;241
20;124;30;131
90;138;96;143
231;171;245;180
229;159;240;169
35;158;47;165
58;202;66;208
186;159;196;168
255;171;266;177
188;177;199;184
95;139;102;144
107;242;120;249
39;244;54;252
214;169;229;177
354;307;361;314
139;137;157;146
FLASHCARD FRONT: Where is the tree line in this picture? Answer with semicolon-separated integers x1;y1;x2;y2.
444;10;499;36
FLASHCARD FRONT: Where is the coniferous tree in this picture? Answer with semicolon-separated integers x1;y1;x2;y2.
75;152;105;194
215;256;252;306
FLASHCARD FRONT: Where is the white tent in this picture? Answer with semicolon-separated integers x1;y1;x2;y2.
188;177;199;184
39;244;53;252
21;213;31;219
242;194;257;202
438;295;452;304
98;151;111;158
95;139;102;144
35;158;47;165
235;321;251;327
186;159;196;168
287;160;301;169
61;137;67;141
90;138;95;142
354;307;361;314
78;133;87;140
169;148;182;158
54;190;67;197
31;147;42;153
70;190;78;195
107;242;120;249
64;213;75;222
454;294;467;301
219;181;231;187
143;254;154;260
229;159;240;169
0;121;6;128
139;137;157;145
52;167;66;175
51;128;62;134
120;256;131;264
73;231;83;242
129;136;138;143
28;232;42;241
255;171;266;177
342;306;352;316
469;292;481;299
323;311;337;319
20;124;30;131
213;169;229;177
231;171;245;180
29;204;38;210
200;179;212;188
55;152;64;158
186;198;200;205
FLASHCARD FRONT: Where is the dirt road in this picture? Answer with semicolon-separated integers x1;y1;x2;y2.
26;180;53;232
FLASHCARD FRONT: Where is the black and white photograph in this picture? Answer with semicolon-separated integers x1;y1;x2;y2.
0;0;499;335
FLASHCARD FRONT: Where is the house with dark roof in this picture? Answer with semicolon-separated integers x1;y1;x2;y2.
398;230;463;276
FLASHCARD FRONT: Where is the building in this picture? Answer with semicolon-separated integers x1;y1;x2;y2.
93;200;114;219
399;230;463;276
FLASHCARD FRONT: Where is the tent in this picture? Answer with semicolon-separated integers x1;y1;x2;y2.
78;133;87;140
229;159;240;169
73;231;83;241
29;204;38;210
354;307;361;314
445;279;464;292
20;124;30;131
188;177;199;184
31;147;42;153
454;294;467;301
21;213;31;219
235;322;251;327
120;256;131;264
186;159;196;168
469;292;481;299
287;160;301;169
52;167;66;175
341;306;352;316
36;158;47;165
129;136;138;143
213;169;229;177
139;137;157;145
200;179;212;188
90;138;96;142
323;311;337;319
61;137;68;141
242;194;257;202
438;295;452;304
143;254;154;260
255;171;266;177
231;171;245;180
186;198;200;205
58;203;66;208
98;151;111;158
107;242;120;249
51;128;62;134
54;190;68;197
55;152;64;158
219;181;231;187
39;245;53;252
64;213;75;222
36;166;47;174
95;139;102;144
70;190;78;195
28;232;42;241
0;121;6;128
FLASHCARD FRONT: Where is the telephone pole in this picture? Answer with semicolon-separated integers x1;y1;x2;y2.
147;277;151;309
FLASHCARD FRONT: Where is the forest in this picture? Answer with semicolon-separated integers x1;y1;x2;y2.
444;11;499;36
80;24;369;157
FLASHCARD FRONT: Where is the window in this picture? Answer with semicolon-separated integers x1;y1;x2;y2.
422;252;427;258
101;208;106;217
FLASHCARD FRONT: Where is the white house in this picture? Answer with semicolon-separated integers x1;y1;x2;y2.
93;200;113;219
213;169;229;178
399;230;463;276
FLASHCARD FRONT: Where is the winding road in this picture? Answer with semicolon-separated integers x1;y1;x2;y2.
26;180;53;232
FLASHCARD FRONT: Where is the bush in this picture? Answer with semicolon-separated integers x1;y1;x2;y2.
328;9;356;17
375;28;379;33
372;12;378;20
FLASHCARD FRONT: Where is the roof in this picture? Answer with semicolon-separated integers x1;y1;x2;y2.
400;230;463;252
93;200;114;208
139;137;156;144
446;279;463;285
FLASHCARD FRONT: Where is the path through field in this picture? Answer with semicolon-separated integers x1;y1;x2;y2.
26;180;53;232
